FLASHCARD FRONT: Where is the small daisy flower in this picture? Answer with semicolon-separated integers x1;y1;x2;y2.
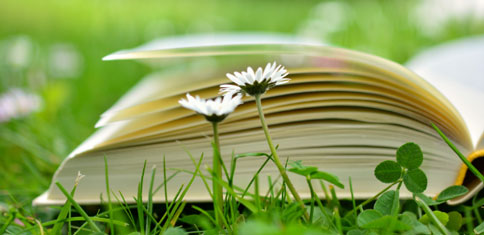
220;61;290;96
0;88;42;123
179;93;243;122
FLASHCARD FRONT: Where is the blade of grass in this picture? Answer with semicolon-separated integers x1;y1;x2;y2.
307;178;336;230
227;151;238;225
213;174;258;214
170;201;187;226
464;207;474;235
55;182;101;233
181;146;213;198
163;156;168;211
0;127;56;164
40;216;129;227
100;193;105;206
162;186;189;229
432;123;484;183
254;174;261;213
116;191;136;229
181;163;261;218
153;171;180;195
329;185;341;211
52;172;84;234
137;160;147;235
349;177;357;220
319;180;330;205
213;204;231;232
334;207;343;235
111;193;135;229
229;151;237;188
155;184;184;229
230;152;272;187
416;198;450;235
472;186;483;224
185;151;213;198
34;219;44;235
161;154;204;232
146;165;156;234
282;159;290;206
171;168;258;199
72;222;90;235
274;179;286;208
263;175;281;202
138;204;163;233
104;156;115;234
68;206;72;235
240;155;271;198
21;155;48;187
192;205;217;226
470;196;484;210
267;175;275;209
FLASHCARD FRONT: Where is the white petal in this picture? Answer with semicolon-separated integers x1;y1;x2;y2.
275;79;290;85
247;66;255;78
262;62;274;77
235;72;248;84
226;73;244;85
241;71;251;84
255;67;263;82
220;84;241;95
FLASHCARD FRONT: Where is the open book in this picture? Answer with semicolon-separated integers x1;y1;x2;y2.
34;34;484;206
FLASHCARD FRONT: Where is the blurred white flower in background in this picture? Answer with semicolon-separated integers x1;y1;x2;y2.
297;1;349;41
48;43;83;78
0;88;42;123
415;0;484;36
6;36;34;69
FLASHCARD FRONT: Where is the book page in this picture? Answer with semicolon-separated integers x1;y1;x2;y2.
101;34;470;146
478;132;484;150
38;121;463;205
407;36;484;148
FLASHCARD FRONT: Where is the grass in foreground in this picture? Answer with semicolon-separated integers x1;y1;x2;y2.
1;131;484;234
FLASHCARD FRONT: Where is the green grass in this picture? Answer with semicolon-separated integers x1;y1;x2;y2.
1;139;483;234
1;0;484;234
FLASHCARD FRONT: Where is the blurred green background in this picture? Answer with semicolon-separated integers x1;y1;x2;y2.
1;0;484;203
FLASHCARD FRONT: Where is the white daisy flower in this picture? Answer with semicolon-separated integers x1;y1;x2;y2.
179;93;243;122
0;88;42;123
220;62;290;96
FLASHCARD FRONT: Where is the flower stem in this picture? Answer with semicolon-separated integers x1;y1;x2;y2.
345;180;401;217
254;94;309;221
212;122;224;227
